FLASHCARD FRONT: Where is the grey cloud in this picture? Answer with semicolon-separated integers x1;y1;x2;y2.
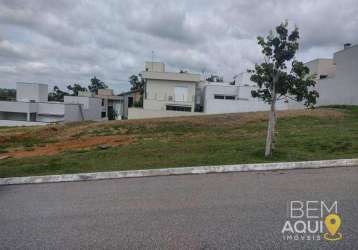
0;0;357;91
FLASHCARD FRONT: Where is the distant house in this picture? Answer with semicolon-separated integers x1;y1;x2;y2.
142;62;201;112
96;89;125;120
305;43;358;106
0;82;104;125
199;72;302;114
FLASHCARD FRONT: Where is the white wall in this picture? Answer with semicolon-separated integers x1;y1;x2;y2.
128;108;206;119
36;103;66;122
64;104;82;122
16;83;48;102
315;45;358;106
203;84;303;114
64;96;102;121
0;101;37;113
305;59;336;80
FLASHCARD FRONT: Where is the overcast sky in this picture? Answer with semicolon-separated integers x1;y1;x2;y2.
0;0;357;93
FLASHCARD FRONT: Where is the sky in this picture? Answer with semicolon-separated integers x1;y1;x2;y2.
0;0;357;93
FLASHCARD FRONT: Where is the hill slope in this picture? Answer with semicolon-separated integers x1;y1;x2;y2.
1;107;358;177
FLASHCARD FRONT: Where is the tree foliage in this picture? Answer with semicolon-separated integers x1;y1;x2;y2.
129;74;144;92
0;88;16;101
48;86;69;102
88;76;108;94
67;84;87;96
249;21;319;156
206;74;223;83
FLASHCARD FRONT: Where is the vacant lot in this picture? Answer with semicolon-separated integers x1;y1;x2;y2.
1;106;358;178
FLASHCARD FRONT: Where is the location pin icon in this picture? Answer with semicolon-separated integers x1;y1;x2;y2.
325;214;341;236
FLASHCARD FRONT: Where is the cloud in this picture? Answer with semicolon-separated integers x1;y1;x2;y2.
0;0;357;92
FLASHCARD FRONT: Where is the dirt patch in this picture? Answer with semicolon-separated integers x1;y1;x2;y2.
5;135;135;158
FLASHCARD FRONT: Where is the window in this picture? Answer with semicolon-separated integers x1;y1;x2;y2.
214;95;225;99
101;112;106;118
166;105;191;112
214;95;236;100
320;75;328;79
101;99;105;106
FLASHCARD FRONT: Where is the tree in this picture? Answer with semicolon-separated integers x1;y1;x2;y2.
250;21;319;157
129;74;144;91
67;84;87;96
88;76;107;94
129;74;145;107
48;86;69;101
206;74;223;82
0;88;16;101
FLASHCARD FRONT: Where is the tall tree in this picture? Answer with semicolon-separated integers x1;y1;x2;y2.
88;76;107;94
250;21;319;157
67;83;87;96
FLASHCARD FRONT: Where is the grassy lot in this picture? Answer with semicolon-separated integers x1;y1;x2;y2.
0;106;358;178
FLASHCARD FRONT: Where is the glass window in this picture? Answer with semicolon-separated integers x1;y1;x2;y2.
214;95;225;99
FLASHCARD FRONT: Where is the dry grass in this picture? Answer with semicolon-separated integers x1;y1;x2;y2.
0;108;345;159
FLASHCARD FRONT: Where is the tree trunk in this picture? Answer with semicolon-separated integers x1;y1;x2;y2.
265;74;278;157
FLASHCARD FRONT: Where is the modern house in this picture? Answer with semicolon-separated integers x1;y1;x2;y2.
0;82;104;124
128;63;304;119
305;43;358;106
142;62;201;112
96;89;124;120
200;72;302;114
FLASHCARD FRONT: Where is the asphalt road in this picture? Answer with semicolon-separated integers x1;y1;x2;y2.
1;167;358;249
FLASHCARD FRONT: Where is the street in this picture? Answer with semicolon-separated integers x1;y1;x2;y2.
1;167;357;249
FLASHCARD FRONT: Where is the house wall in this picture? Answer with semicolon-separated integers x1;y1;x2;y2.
64;96;103;121
36;103;65;122
0;101;37;113
305;59;336;80
64;104;83;122
145;62;165;72
315;45;358;106
16;83;48;102
144;79;196;111
128;108;207;119
203;84;303;114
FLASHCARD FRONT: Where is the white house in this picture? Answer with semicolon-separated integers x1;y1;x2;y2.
142;62;201;112
96;89;124;120
305;43;358;106
0;82;104;125
200;72;303;114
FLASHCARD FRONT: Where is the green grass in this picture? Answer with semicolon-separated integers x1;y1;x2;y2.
1;106;358;177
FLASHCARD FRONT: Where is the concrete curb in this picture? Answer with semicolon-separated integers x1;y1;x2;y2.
1;158;357;186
